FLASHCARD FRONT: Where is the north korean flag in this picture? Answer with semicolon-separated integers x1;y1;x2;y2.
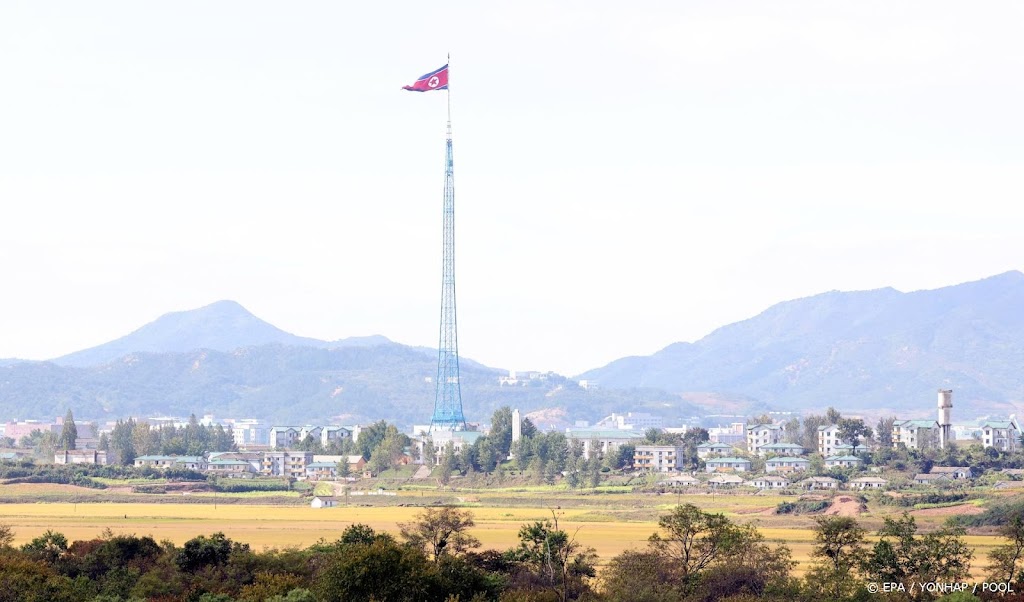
402;64;449;92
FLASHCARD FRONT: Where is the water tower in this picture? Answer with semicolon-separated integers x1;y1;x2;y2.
937;389;953;449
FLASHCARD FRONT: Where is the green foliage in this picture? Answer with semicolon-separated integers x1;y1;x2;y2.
58;410;77;451
775;500;829;515
176;532;247;572
213;478;291;493
861;513;973;592
400;506;481;562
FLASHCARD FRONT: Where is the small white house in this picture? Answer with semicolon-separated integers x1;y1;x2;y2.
705;457;751;473
930;466;974;480
764;456;810;473
799;476;839;490
847;476;887;490
708;473;744;488
824;455;863;469
311;496;339;508
750;475;789;489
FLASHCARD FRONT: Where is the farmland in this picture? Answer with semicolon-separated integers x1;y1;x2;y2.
0;482;1009;575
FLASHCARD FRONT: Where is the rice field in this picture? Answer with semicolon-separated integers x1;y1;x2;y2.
0;500;1005;575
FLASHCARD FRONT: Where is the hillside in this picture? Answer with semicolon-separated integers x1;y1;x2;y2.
579;271;1024;415
1;301;695;425
0;345;692;426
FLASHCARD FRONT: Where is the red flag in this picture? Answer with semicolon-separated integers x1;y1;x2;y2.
403;64;449;92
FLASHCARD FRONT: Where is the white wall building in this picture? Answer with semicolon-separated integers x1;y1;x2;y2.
981;420;1020;452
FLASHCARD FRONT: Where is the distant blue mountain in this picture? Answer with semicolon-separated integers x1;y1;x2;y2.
0;301;687;425
53;300;391;367
579;271;1024;414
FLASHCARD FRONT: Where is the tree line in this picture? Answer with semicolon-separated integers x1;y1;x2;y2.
2;502;1022;602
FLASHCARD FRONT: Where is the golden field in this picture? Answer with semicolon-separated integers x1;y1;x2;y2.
0;499;1005;575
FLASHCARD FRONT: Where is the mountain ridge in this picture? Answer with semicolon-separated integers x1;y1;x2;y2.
53;300;392;367
579;271;1024;413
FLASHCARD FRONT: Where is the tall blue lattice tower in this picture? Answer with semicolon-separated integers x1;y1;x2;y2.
431;120;467;431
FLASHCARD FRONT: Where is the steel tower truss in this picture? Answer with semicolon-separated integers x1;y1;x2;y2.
431;129;466;431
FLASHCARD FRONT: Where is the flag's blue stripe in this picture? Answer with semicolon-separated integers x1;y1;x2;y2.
414;64;448;81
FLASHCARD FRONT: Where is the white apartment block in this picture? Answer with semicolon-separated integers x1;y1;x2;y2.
593;412;664;431
892;419;939;450
633;445;686;472
564;429;643;460
746;423;782;455
818;424;842;456
232;420;269;447
981;421;1020;452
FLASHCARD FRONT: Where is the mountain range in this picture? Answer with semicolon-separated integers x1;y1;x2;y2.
1;301;692;426
1;271;1022;426
581;271;1024;418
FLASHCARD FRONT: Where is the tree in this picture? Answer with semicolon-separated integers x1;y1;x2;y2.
490;406;514;460
836;418;872;455
399;506;481;562
21;530;68;564
802;414;829;452
783;418;802;445
314;537;431;602
0;524;13;548
520;417;537;439
58;410;77;450
176;532;246;572
438;442;457;486
877;416;896;449
861;513;973;591
601;550;678;602
747;413;774;426
680;428;709;469
511;512;597;602
337;459;351;478
987;512;1024;584
825;407;842;425
805;516;867;600
647;503;748;581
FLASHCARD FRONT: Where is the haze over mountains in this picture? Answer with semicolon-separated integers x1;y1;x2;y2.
1;271;1022;425
581;271;1024;417
54;300;391;367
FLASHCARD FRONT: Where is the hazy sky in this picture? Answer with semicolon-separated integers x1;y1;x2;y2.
1;2;1022;376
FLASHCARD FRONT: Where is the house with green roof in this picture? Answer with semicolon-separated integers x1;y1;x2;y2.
696;442;736;459
764;456;810;473
705;457;751;473
134;455;179;469
824;455;862;469
756;442;806;458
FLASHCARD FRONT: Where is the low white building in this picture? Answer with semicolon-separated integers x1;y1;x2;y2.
705;457;751;473
564;429;643;460
311;496;339;508
696;442;736;459
750;475;789;489
708;473;744;488
756;442;805;458
848;476;887;490
764;456;810;473
824;455;863;469
799;476;839;490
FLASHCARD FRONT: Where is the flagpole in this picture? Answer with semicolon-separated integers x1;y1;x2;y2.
446;52;452;140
